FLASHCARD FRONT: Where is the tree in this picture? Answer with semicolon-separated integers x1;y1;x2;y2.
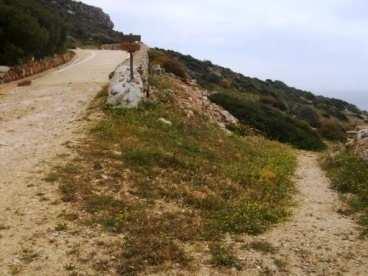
0;0;67;65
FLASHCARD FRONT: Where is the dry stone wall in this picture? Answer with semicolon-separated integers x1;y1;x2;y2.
100;44;121;50
0;52;75;84
107;44;149;108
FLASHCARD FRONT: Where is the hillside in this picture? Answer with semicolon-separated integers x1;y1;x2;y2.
39;0;124;45
0;0;123;65
150;49;367;150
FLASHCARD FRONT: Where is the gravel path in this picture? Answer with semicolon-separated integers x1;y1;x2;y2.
237;152;368;275
0;49;127;275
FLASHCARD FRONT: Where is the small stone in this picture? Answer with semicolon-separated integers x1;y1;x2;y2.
158;118;172;126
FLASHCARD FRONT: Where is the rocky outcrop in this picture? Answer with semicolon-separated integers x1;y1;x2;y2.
0;52;75;84
347;128;368;160
107;44;149;108
39;0;124;43
150;71;239;130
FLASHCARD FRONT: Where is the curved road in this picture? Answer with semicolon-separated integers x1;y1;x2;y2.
0;49;128;275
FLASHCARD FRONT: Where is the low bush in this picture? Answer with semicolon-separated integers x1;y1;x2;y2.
294;105;321;128
209;243;241;270
149;49;187;80
210;92;326;151
323;150;368;235
318;120;346;142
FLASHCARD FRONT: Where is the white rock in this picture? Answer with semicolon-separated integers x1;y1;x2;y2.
0;66;10;73
357;129;368;140
107;44;148;108
158;118;172;126
108;79;144;108
152;64;164;75
0;66;10;79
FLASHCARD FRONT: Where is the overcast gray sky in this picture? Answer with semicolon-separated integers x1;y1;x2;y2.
82;0;368;110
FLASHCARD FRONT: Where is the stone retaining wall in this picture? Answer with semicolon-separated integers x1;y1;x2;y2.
0;51;75;84
100;44;121;50
107;44;149;108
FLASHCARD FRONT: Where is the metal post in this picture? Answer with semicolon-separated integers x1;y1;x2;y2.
130;52;134;81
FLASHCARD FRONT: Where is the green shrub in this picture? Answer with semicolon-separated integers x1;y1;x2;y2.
324;151;368;234
210;202;286;235
210;93;326;151
209;243;241;270
151;48;364;129
149;49;187;80
318;120;346;142
294;105;321;128
0;0;67;65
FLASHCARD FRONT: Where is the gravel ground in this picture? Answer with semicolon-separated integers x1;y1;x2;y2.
0;49;127;275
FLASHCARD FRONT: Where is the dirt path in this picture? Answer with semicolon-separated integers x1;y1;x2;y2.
236;152;368;275
0;49;127;275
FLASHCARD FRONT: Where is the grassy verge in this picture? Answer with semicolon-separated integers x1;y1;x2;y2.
49;75;296;274
323;150;368;236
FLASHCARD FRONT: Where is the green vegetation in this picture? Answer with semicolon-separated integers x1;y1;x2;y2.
323;150;368;235
38;0;124;46
210;92;326;150
0;0;123;66
150;49;366;150
0;0;67;65
49;76;296;274
243;241;278;254
209;243;241;270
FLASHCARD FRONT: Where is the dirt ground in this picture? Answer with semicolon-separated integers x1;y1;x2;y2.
0;49;127;275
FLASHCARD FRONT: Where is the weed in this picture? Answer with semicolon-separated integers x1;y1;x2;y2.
55;223;68;232
273;258;288;271
209;202;289;235
43;172;60;183
209;242;241;270
20;248;39;264
243;241;277;254
8;264;22;275
323;150;368;235
0;224;9;231
59;182;77;202
64;263;76;271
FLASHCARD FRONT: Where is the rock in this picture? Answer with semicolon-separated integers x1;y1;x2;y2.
108;79;144;108
357;129;368;140
107;44;148;108
0;66;10;82
158;118;172;126
0;66;10;74
17;80;32;87
151;64;164;75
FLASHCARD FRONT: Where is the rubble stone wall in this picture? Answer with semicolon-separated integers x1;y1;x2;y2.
0;52;75;84
107;44;149;108
100;44;121;50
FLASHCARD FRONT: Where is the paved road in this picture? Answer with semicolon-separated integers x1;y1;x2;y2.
0;49;128;275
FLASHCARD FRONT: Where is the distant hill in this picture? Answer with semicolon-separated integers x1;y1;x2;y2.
150;49;368;150
39;0;124;45
0;0;123;66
